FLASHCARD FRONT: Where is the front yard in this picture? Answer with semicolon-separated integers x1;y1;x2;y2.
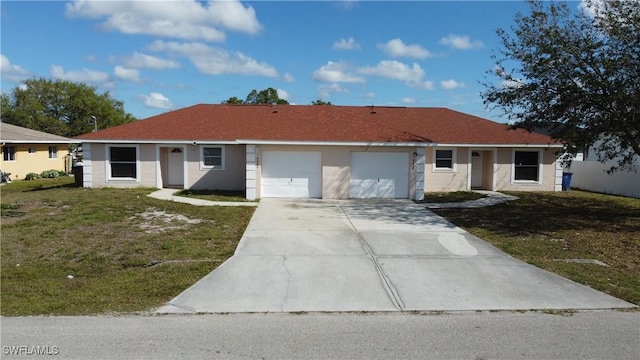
2;179;637;315
0;177;254;316
430;190;640;306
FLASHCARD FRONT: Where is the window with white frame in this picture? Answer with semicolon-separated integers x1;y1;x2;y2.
514;150;540;181
3;146;16;161
48;146;58;159
200;146;225;170
108;146;138;179
433;148;455;171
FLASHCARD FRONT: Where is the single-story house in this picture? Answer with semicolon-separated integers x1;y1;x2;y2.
1;122;73;180
74;104;563;200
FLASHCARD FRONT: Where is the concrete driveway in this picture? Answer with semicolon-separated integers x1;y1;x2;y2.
156;199;634;313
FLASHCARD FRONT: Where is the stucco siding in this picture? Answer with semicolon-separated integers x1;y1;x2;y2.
424;147;469;192
85;143;155;188
255;145;418;199
187;144;246;190
494;148;557;191
1;144;70;180
138;144;157;187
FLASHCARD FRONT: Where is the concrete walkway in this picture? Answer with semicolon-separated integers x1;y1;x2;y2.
147;188;258;207
424;190;519;209
156;198;634;314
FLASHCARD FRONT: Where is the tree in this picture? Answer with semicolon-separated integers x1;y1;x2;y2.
1;78;136;137
311;99;332;105
482;0;640;172
223;87;289;105
222;96;245;104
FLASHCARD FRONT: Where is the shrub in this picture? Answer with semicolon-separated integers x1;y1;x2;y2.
40;170;67;178
25;172;41;180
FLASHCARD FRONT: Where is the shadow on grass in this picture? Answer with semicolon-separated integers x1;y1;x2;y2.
433;191;640;236
26;182;77;192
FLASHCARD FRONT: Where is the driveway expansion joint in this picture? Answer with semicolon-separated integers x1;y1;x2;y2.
338;201;406;311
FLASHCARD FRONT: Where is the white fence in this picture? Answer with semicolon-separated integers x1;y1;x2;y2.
568;161;640;198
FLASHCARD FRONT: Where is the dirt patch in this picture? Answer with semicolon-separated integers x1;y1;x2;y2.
130;208;213;234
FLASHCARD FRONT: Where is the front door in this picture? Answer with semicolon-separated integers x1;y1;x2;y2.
471;151;483;189
168;148;184;187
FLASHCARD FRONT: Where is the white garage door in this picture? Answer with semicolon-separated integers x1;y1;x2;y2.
350;152;409;198
262;151;322;198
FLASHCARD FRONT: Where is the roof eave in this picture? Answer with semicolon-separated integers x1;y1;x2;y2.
435;143;563;148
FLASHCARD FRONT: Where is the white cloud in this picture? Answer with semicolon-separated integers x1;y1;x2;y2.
65;0;262;42
441;79;465;90
283;72;295;82
140;92;173;109
336;0;358;10
359;60;423;82
358;60;434;90
578;0;608;18
313;61;365;83
0;54;30;83
401;97;416;104
378;38;433;59
276;88;289;101
502;79;524;89
114;66;141;82
439;34;484;50
318;83;348;98
362;92;375;100
123;52;180;70
147;40;278;77
50;65;110;84
332;37;361;50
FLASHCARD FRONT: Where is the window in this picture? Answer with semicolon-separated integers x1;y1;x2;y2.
514;151;540;181
434;149;455;170
109;146;137;179
28;147;36;154
201;146;225;170
3;146;16;161
48;146;58;159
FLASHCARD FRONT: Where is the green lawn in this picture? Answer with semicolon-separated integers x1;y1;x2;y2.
0;177;254;316
431;190;640;306
175;189;252;202
421;191;486;203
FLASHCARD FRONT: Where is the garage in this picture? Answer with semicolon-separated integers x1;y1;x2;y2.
261;151;322;198
350;152;409;198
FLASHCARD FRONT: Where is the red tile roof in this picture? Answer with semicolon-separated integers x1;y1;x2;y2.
74;104;557;145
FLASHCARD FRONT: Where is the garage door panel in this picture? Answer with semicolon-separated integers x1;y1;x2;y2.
262;151;321;198
350;152;409;199
377;178;395;198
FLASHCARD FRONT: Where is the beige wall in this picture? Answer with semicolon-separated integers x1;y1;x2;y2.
87;143;245;190
1;143;70;180
494;147;557;191
424;147;469;192
86;143;156;188
424;146;559;193
187;144;245;190
255;145;418;199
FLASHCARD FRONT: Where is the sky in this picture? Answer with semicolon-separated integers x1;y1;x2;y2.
0;0;579;122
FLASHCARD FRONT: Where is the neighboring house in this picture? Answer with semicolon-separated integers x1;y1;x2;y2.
568;142;639;198
1;123;73;180
74;104;562;200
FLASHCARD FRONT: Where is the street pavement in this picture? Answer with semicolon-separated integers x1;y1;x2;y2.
157;198;634;313
1;311;638;359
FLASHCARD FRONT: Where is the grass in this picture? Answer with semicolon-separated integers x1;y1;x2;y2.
431;190;640;306
0;177;255;316
175;189;252;202
421;191;486;203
